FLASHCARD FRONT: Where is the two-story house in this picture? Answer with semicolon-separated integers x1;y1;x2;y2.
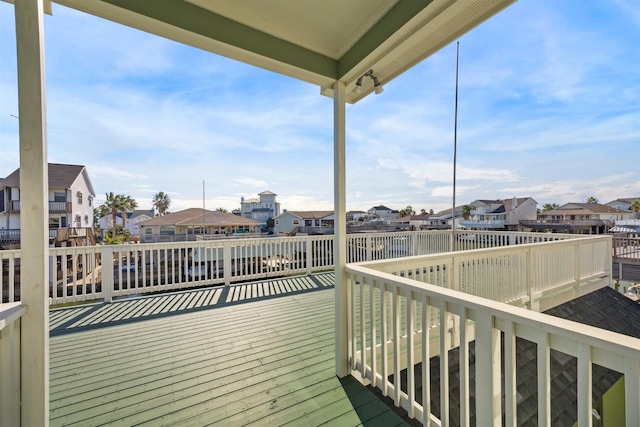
528;202;633;234
367;205;399;220
239;191;281;227
0;163;96;246
460;197;538;231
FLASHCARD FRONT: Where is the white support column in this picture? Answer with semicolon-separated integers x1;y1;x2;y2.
14;0;50;425
333;81;348;377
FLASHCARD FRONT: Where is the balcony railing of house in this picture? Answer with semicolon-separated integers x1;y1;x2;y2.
522;219;608;226
459;219;507;227
0;301;25;423
0;228;93;245
7;200;72;213
345;235;640;425
1;230;583;305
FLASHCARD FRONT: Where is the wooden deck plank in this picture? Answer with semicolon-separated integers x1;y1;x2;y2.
50;302;334;383
50;320;334;398
49;274;406;426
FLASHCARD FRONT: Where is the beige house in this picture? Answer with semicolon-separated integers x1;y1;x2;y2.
273;210;334;235
139;208;261;242
526;202;633;234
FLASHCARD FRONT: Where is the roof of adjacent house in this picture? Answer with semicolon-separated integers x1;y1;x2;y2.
258;191;277;196
401;287;640;426
606;197;640;205
3;163;95;195
276;210;334;220
371;205;393;211
139;208;260;227
432;206;464;218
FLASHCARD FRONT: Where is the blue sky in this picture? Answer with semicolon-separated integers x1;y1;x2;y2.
1;0;638;214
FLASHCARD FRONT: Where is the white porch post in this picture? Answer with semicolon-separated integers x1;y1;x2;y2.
14;0;50;425
333;81;348;377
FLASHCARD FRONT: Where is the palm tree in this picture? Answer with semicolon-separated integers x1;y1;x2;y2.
120;196;138;230
631;199;640;218
420;208;427;215
100;192;125;240
152;191;171;216
586;196;598;204
399;205;415;217
462;205;473;220
216;207;228;213
542;203;559;211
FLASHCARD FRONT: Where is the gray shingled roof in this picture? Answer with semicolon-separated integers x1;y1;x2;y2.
390;286;640;426
3;163;86;189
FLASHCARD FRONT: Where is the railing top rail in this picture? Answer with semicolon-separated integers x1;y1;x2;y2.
0;302;26;331
353;234;612;270
345;263;640;360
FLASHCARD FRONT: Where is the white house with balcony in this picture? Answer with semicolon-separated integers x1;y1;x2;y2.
0;163;95;244
239;191;280;226
460;197;538;230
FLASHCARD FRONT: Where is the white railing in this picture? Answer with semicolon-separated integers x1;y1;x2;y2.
1;230;583;306
345;236;639;426
0;302;25;427
614;237;640;261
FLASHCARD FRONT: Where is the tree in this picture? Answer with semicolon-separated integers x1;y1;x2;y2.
586;196;598;204
120;195;138;230
462;205;473;220
429;209;434;215
152;191;171;216
420;208;427;215
216;207;228;213
399;205;415;217
542;203;559;211
631;199;640;218
99;192;125;240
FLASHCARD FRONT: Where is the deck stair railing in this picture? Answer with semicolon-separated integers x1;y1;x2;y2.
344;235;640;426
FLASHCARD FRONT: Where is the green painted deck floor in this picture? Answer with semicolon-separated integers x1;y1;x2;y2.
49;273;410;426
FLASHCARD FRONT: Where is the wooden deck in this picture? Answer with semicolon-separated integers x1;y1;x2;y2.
49;273;410;426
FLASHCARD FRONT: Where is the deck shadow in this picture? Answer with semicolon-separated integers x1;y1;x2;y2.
339;376;416;426
50;272;334;336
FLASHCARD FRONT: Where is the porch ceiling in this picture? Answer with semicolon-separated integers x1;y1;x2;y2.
53;0;516;103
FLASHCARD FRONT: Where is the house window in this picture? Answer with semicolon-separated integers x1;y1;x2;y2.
145;228;152;236
159;226;175;235
53;192;65;202
84;214;89;225
292;219;300;225
75;215;81;226
77;191;83;204
49;218;60;229
88;196;93;207
275;220;280;225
